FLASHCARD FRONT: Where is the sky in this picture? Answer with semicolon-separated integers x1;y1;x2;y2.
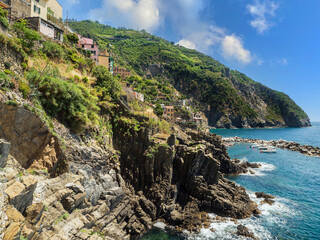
60;0;320;121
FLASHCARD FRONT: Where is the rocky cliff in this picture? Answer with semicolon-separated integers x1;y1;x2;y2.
0;93;260;239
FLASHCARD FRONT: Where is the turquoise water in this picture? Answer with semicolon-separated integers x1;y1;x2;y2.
141;122;320;239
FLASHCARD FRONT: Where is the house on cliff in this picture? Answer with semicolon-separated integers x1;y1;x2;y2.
113;67;131;78
77;35;99;63
0;0;64;42
26;0;64;42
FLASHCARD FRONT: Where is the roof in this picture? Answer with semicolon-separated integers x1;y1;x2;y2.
77;35;94;45
165;106;174;109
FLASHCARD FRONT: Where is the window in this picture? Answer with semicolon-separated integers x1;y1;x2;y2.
82;44;84;48
91;45;94;48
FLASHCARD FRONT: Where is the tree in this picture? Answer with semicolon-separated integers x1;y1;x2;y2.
66;34;79;45
92;65;121;99
154;103;163;117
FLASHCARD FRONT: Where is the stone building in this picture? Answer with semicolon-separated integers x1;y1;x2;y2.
0;0;31;20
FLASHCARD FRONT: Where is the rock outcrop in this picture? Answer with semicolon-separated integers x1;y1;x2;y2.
0;99;260;239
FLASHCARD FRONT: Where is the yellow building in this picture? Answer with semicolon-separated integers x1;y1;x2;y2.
47;0;62;19
98;50;110;69
30;0;48;20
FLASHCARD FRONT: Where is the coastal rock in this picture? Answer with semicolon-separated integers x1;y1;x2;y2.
255;192;275;205
236;225;257;239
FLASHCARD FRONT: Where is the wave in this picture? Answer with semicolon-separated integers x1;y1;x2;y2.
240;162;276;176
194;191;298;240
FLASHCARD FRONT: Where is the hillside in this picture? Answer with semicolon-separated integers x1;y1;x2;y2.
69;20;311;128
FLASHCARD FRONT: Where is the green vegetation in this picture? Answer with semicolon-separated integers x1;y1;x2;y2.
13;20;40;53
26;67;100;131
0;8;9;29
55;212;69;224
65;34;79;45
69;20;308;124
0;71;15;90
154;103;164;117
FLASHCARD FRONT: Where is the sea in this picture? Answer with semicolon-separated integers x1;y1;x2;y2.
140;122;320;240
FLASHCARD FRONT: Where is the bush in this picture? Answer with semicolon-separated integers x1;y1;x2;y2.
27;68;100;132
41;41;65;60
66;34;79;45
13;20;40;52
82;76;89;83
92;65;121;99
0;71;15;90
19;80;31;99
0;8;8;29
154;103;163;117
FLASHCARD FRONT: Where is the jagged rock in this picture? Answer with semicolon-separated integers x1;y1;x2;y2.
167;134;176;146
255;192;275;205
0;139;11;168
236;225;257;239
25;203;45;225
5;176;37;213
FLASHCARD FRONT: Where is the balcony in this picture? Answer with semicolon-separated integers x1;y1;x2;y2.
0;0;11;8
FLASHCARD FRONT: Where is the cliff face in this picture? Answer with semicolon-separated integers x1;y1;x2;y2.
204;75;311;128
1;94;259;239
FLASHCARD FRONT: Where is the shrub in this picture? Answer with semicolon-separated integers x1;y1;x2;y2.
0;71;14;90
66;34;79;45
0;8;8;29
4;62;11;70
12;20;40;52
27;68;100;132
41;41;65;60
154;103;163;117
92;65;121;99
82;76;89;83
19;80;31;99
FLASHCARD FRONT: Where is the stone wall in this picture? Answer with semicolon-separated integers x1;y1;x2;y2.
11;0;31;20
0;40;24;74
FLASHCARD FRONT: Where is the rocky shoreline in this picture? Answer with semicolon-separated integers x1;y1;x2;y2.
223;137;320;157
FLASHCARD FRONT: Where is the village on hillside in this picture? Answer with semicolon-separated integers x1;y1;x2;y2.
0;0;206;129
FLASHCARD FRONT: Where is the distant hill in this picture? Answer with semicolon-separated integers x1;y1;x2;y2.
69;20;311;128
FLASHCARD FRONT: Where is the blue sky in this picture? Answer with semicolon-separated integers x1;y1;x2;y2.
60;0;320;121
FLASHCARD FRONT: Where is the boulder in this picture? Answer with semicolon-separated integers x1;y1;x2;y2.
236;225;257;239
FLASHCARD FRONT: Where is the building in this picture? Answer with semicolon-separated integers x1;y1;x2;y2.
192;112;203;126
26;16;63;41
47;0;62;20
77;35;99;63
0;0;31;20
113;67;131;78
163;106;174;118
98;49;110;69
30;0;48;20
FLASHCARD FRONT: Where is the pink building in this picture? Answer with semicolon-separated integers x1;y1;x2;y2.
77;35;99;63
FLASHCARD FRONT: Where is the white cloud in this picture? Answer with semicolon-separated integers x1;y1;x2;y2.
247;0;279;34
89;0;160;32
222;35;252;64
278;58;288;65
89;0;255;64
176;39;196;50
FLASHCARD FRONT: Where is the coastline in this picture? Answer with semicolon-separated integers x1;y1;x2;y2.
223;136;320;157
